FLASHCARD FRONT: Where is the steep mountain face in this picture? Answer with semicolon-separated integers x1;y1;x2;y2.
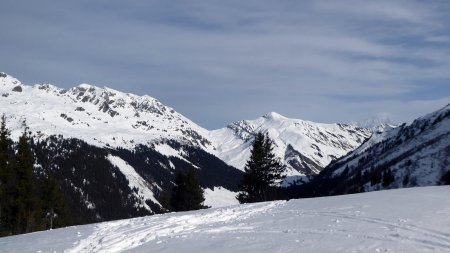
30;136;242;224
0;73;242;221
0;73;212;150
294;103;450;197
210;112;371;182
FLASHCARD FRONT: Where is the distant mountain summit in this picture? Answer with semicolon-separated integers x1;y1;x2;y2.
350;115;396;130
210;111;372;181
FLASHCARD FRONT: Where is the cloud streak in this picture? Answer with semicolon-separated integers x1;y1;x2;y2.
0;0;449;128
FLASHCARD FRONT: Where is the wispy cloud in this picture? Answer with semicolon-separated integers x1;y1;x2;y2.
0;0;449;128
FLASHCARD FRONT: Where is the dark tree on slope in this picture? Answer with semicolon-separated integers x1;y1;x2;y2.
237;132;286;203
40;174;71;229
14;128;41;234
158;189;171;213
0;115;13;235
382;169;395;187
170;167;207;212
441;170;450;185
0;115;8;186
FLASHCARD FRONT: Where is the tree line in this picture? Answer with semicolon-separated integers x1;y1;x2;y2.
0;116;70;236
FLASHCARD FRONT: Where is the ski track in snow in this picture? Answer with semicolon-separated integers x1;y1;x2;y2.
1;186;450;253
67;201;282;253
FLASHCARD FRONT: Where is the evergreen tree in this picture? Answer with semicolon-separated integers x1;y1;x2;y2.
382;169;395;187
0;115;13;235
237;132;285;203
41;174;71;230
170;167;207;212
348;169;364;193
158;189;171;213
0;121;72;236
370;169;382;186
14;127;40;233
0;115;8;184
441;170;450;185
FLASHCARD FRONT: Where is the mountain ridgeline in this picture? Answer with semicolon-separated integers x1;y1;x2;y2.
288;103;450;198
1;72;449;235
0;73;243;229
210;112;371;179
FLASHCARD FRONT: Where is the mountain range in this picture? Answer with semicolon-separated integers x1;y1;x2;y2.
290;102;450;197
1;72;449;224
0;72;371;177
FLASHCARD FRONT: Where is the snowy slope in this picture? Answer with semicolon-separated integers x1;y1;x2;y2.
309;103;450;195
0;72;242;212
204;187;239;208
1;186;450;253
0;73;370;176
0;72;371;190
210;112;371;178
106;155;161;211
0;73;213;152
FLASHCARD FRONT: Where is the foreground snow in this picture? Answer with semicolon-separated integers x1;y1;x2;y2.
1;186;450;252
204;186;239;208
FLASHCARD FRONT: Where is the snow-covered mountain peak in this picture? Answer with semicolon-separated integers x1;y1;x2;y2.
352;115;396;130
262;111;286;120
210;113;372;179
77;83;97;89
0;73;213;151
0;72;22;90
1;72;376;187
66;83;170;118
225;112;314;142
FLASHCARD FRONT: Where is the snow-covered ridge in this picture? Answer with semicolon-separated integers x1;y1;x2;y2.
327;103;450;189
210;111;372;177
350;115;396;130
0;73;212;151
1;72;372;179
2;186;449;253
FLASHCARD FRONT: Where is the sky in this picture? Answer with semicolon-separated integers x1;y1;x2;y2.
1;0;449;129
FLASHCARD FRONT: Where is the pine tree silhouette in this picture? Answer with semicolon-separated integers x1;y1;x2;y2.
0;115;13;235
170;167;207;211
237;132;285;203
14;127;38;234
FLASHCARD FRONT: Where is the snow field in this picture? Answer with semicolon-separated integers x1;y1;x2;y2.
204;187;239;208
1;186;449;253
